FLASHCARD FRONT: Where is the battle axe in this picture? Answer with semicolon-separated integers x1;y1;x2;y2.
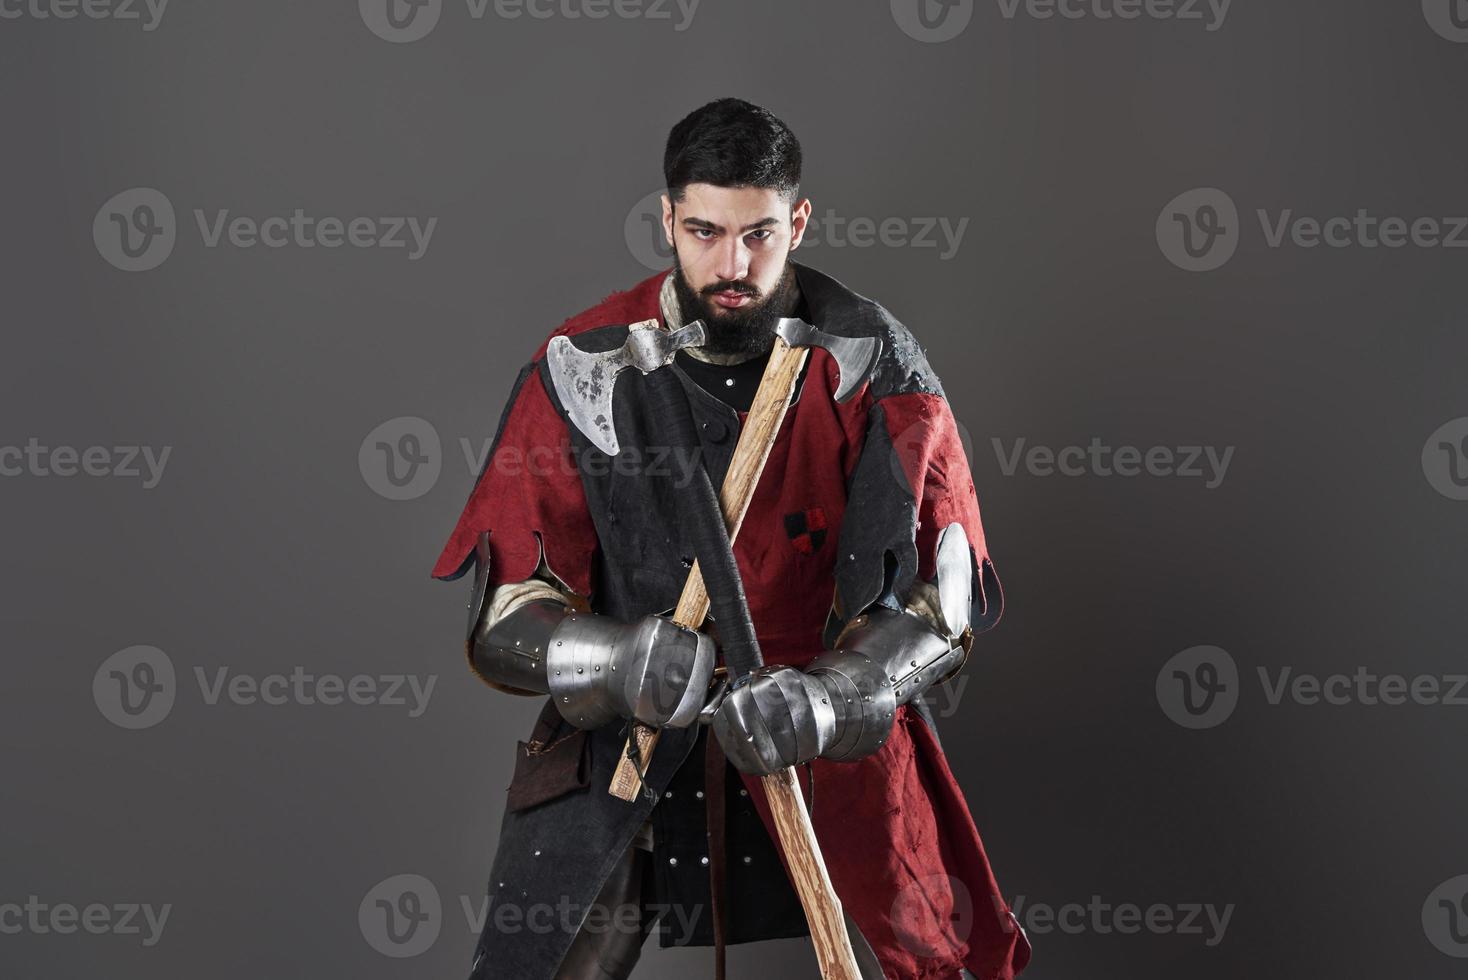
546;313;880;980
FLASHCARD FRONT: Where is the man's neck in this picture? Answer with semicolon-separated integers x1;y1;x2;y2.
658;271;803;365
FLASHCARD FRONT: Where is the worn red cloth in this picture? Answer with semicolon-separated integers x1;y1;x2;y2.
433;269;1029;980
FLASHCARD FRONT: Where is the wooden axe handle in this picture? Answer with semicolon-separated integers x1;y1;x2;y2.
762;767;861;979
607;334;809;799
605;334;862;978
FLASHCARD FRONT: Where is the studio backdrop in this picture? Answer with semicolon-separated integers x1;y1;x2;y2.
3;1;1467;977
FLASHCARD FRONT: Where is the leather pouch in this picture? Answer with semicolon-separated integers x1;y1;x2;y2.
506;701;590;812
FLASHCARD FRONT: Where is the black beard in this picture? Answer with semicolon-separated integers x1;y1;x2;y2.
671;257;798;359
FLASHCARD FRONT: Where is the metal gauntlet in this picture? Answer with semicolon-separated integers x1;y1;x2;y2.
807;608;968;760
806;522;977;761
471;599;716;731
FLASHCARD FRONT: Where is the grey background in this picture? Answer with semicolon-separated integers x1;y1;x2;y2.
3;0;1467;976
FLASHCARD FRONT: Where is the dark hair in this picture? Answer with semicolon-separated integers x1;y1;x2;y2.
663;98;802;204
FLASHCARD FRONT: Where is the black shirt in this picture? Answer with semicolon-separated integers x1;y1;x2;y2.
672;295;813;413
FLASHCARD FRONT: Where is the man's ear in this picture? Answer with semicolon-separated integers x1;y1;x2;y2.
660;193;675;249
789;196;813;250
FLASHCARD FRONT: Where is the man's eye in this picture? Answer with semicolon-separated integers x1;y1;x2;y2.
692;229;716;240
747;230;772;242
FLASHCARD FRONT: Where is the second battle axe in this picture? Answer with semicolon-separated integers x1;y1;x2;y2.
547;315;880;785
547;312;880;980
548;316;880;456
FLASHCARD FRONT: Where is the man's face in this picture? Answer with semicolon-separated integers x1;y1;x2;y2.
662;183;812;356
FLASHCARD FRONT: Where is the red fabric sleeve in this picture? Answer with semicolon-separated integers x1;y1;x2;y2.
880;391;1002;624
430;366;598;597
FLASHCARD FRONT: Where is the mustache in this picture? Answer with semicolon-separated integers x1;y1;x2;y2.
701;280;759;298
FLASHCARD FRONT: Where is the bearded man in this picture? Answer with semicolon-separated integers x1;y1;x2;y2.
432;97;1030;980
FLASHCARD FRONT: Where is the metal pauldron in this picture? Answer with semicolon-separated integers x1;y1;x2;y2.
807;606;966;761
471;597;569;699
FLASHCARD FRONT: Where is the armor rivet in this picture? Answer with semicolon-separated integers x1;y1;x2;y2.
665;791;673;799
701;856;710;865
821;698;829;704
910;660;918;668
498;882;504;888
557;641;564;647
534;849;541;857
555;670;562;675
669;857;679;867
848;554;856;561
611;665;617;671
562;697;569;703
695;790;704;799
864;696;873;702
594;665;601;672
739;788;748;797
577;667;584;674
514;640;520;646
889;675;897;682
743;856;753;865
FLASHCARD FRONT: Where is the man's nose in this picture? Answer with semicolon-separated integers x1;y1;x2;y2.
713;238;750;283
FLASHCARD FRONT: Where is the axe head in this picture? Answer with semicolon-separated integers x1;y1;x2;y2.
548;316;881;455
775;318;882;403
546;319;707;456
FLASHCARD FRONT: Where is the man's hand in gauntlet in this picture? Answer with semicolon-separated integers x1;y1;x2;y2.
712;604;971;775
